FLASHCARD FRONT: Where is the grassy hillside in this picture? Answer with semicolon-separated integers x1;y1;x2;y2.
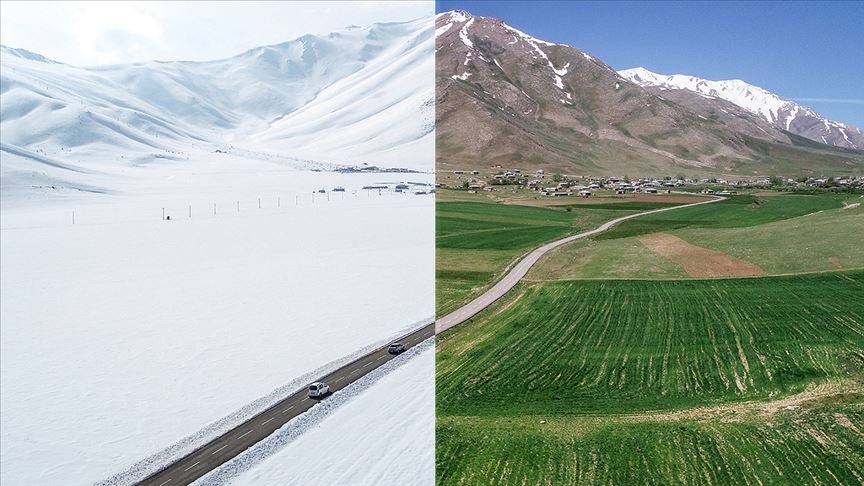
436;272;864;484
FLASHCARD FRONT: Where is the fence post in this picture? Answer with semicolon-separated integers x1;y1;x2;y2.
162;208;165;220
189;205;192;218
237;200;240;212
72;211;75;225
214;203;217;215
258;197;261;209
278;197;281;208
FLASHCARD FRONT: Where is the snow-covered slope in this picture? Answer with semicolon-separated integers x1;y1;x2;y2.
0;17;434;184
620;67;863;150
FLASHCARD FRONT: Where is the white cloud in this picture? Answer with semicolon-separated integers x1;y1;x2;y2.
1;1;432;65
68;2;165;64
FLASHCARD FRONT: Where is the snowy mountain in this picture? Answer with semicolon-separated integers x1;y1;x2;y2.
0;17;433;197
434;10;862;176
620;67;863;150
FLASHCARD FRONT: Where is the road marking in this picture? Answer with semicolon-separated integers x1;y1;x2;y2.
158;480;172;486
211;444;228;455
377;355;387;361
282;405;294;413
261;417;275;426
183;461;201;472
237;430;253;440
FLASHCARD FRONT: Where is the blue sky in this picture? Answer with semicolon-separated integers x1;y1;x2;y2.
438;1;864;127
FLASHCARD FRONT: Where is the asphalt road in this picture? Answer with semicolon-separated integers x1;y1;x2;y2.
435;195;723;334
138;323;433;486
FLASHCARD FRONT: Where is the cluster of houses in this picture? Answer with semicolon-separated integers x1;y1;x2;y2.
526;175;690;197
791;176;863;188
360;182;435;195
438;168;864;196
697;176;863;189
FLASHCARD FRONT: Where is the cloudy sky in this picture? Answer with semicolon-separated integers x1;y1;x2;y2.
0;1;432;66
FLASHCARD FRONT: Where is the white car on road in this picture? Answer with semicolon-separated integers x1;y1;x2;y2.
308;382;330;398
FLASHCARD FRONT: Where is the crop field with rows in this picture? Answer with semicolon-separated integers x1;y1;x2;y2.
436;271;864;484
438;401;864;485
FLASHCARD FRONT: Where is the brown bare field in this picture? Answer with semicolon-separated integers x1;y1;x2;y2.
639;232;766;277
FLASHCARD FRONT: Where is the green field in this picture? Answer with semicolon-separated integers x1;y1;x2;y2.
438;402;864;485
436;199;641;315
436;272;864;484
595;193;846;241
531;194;863;280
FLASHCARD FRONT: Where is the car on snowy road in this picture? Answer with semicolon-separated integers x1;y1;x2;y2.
308;382;330;398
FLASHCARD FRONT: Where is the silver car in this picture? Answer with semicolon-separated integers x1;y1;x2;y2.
308;382;330;398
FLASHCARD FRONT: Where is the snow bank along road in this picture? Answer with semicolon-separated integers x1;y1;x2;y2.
435;195;723;334
139;324;433;486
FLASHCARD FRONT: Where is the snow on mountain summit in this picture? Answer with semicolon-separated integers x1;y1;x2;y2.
620;67;863;150
0;17;434;196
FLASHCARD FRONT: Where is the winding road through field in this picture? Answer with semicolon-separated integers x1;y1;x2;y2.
435;194;723;334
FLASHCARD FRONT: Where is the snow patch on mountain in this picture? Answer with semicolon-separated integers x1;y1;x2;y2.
458;17;475;48
620;67;862;150
502;23;557;47
620;67;786;121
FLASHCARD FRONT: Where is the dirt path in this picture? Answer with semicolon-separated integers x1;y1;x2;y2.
639;232;766;278
621;380;862;424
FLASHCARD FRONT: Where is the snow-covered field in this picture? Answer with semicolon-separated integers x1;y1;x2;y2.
0;167;434;485
218;344;435;486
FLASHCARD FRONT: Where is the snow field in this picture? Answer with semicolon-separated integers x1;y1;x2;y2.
0;174;434;485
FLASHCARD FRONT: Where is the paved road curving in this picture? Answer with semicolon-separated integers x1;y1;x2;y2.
435;195;723;334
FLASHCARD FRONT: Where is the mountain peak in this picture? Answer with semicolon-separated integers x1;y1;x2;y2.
436;10;472;23
1;45;60;64
619;67;862;149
